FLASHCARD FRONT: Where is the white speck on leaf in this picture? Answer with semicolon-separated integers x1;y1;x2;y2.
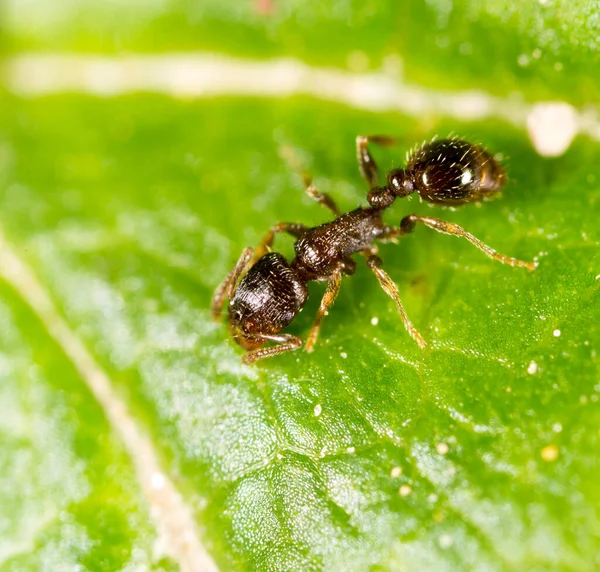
436;442;449;455
399;485;412;497
151;472;166;490
527;102;578;157
541;444;559;462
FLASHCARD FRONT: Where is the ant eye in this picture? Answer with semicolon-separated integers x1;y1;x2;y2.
230;308;244;324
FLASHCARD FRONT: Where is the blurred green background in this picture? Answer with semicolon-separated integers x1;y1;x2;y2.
1;1;599;571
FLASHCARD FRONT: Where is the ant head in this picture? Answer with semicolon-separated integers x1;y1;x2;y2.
228;308;264;350
228;252;308;349
387;168;416;198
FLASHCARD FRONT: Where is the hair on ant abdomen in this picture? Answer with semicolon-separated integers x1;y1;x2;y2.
212;136;536;364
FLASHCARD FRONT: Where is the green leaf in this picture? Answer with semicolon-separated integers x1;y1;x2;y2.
4;0;600;103
0;92;599;570
0;245;166;568
2;0;600;569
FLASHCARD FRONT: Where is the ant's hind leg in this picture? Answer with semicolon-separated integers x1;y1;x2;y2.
366;252;426;348
243;333;304;364
303;175;341;217
211;247;253;320
356;135;397;188
379;224;408;243
401;214;537;270
305;268;343;353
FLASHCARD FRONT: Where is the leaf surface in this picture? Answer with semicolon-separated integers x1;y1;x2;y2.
1;0;600;570
5;0;600;102
0;94;599;570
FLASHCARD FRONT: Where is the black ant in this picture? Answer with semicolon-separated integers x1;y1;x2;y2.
212;136;536;364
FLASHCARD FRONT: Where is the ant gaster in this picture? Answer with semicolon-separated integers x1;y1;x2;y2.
212;136;536;364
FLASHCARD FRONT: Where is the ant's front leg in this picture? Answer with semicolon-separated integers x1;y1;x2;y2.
304;265;347;353
211;247;253;320
401;214;537;270
253;222;307;262
356;135;397;188
364;248;426;348
243;333;304;364
303;258;355;353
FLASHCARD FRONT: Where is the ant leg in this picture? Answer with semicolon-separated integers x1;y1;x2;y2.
243;333;304;364
356;135;397;188
211;247;253;320
401;214;537;270
254;222;307;261
379;224;408;243
277;143;340;216
303;175;341;216
365;252;426;348
305;268;343;353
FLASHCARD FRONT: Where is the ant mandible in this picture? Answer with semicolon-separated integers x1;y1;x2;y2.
212;136;536;364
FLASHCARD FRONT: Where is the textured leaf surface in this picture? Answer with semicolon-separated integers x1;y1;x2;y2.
2;0;600;570
0;225;166;568
0;93;599;570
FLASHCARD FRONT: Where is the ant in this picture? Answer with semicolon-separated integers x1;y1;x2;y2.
212;136;536;364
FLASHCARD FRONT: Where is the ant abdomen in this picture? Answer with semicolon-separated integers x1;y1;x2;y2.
406;138;505;205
